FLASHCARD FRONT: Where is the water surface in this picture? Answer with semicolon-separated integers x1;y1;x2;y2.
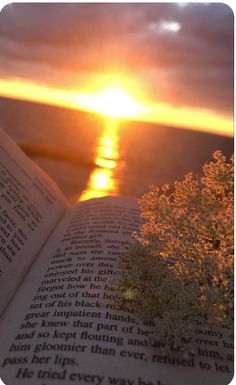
0;97;233;201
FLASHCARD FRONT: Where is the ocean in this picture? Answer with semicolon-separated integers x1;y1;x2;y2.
0;97;233;201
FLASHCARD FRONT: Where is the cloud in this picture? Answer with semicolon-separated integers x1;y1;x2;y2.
0;3;233;116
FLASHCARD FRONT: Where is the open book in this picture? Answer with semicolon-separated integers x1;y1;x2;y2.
0;128;233;385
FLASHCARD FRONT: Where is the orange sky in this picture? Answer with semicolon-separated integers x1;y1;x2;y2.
0;3;233;136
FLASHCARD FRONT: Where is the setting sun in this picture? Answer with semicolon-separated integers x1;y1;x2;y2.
0;78;233;136
78;86;141;119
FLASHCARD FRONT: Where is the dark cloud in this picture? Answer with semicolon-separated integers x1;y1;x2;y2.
0;3;233;116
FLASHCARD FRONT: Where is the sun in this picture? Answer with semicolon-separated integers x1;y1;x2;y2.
78;85;141;119
95;86;140;118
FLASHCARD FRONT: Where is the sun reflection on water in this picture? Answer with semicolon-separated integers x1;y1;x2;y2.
79;119;119;201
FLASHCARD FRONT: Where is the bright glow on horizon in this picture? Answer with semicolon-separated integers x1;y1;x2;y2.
0;78;233;137
75;86;141;119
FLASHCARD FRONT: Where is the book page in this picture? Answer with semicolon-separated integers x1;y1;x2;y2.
0;128;68;314
0;197;233;385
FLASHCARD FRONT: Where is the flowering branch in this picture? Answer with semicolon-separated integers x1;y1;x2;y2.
119;151;233;351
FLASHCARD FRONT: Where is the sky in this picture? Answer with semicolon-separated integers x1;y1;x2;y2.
0;3;234;135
